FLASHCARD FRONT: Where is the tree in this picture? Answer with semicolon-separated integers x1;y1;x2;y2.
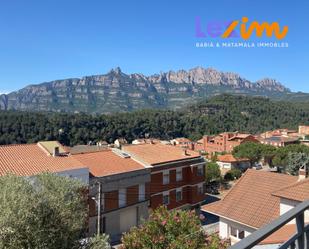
233;142;262;165
259;144;277;166
287;152;309;175
205;162;221;184
121;206;229;249
0;173;88;249
273;144;309;169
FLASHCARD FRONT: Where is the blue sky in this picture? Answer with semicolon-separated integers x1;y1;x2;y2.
0;0;308;93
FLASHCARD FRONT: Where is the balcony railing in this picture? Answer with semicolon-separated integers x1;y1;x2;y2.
229;199;309;249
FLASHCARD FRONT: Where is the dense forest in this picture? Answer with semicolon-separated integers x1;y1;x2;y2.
1;94;309;146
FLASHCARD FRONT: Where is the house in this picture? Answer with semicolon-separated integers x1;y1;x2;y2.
131;138;162;145
0;141;89;184
216;154;251;173
299;125;309;136
258;136;299;147
0;141;151;243
202;169;299;245
122;143;206;210
72;148;150;242
114;138;128;148
260;129;299;139
202;132;258;154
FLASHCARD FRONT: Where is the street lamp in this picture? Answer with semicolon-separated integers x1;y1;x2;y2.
91;182;101;235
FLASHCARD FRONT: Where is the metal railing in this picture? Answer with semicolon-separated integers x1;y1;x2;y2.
229;199;309;249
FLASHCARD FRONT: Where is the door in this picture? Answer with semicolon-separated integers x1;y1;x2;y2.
120;207;137;233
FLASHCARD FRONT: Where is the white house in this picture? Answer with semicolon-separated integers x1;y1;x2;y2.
202;169;299;245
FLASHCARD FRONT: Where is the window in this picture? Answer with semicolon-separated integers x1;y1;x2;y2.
101;193;105;211
176;168;183;181
197;183;204;195
176;188;182;202
197;165;204;176
139;183;145;201
230;226;238;237
119;188;126;208
163;171;170;185
163;192;169;205
238;230;245;239
230;226;245;239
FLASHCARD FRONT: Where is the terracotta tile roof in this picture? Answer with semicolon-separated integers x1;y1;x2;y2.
173;137;192;143
68;145;108;155
217;154;249;163
202;170;297;228
122;143;201;165
260;224;297;245
0;143;85;176
229;133;252;140
272;178;309;202
72;149;145;177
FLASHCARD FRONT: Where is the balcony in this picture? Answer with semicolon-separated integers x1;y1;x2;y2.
229;199;309;249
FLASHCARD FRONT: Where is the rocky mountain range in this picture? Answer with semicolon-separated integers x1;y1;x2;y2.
0;67;307;113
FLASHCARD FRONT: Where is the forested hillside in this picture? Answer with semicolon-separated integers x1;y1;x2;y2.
1;94;309;146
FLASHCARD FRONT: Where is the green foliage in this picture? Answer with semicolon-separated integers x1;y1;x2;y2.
205;162;221;184
287;152;309;175
233;142;262;164
233;142;277;165
224;169;242;181
84;234;111;249
121;206;229;249
205;234;230;249
1;95;309;146
273;144;309;169
0;173;88;249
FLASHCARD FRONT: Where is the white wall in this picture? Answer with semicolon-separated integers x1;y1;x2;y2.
217;162;232;170
219;217;256;241
57;167;89;185
219;218;229;238
280;197;309;223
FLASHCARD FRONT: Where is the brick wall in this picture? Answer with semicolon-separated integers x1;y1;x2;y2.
149;158;205;210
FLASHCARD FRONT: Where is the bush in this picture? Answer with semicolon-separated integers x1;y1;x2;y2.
224;169;242;181
122;206;203;249
121;206;229;249
84;234;111;249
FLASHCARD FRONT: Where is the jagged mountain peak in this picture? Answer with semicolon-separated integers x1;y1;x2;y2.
256;78;290;92
0;67;298;113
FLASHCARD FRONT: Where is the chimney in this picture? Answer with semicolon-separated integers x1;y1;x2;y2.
298;165;307;181
182;147;189;156
53;146;60;157
189;142;195;151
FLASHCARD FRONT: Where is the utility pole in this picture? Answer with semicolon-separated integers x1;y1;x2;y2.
97;182;101;235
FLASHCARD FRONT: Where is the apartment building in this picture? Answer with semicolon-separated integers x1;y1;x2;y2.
72;148;150;242
202;132;258;154
122;143;206;210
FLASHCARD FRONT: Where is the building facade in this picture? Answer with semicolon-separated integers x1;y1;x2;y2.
122;143;206;211
202;132;258;154
72;149;150;242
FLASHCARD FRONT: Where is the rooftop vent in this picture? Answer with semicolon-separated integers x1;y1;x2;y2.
53;146;60;157
112;148;131;158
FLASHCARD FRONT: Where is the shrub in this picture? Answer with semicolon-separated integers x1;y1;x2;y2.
121;206;229;249
84;234;111;249
224;169;242;181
